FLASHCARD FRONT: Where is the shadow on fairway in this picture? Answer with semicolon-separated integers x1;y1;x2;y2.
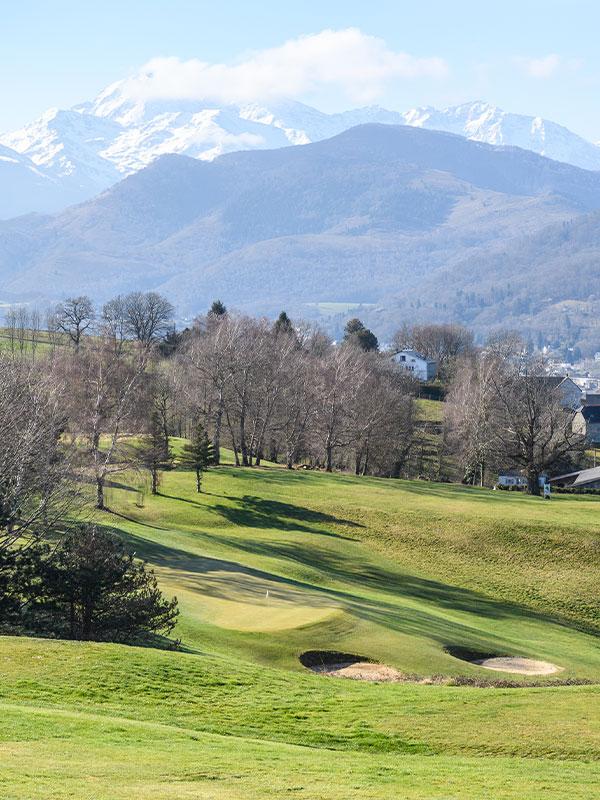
115;527;580;657
160;492;360;539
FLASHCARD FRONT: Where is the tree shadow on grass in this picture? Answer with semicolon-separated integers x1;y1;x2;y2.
114;528;590;658
160;492;360;540
211;495;360;539
107;509;169;531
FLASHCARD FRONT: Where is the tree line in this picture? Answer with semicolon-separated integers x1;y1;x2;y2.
0;293;586;645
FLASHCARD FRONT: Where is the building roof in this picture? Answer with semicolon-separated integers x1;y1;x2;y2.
550;466;600;486
396;349;427;360
534;376;580;391
580;406;600;423
584;393;600;407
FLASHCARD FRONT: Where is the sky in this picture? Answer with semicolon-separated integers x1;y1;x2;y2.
1;0;599;139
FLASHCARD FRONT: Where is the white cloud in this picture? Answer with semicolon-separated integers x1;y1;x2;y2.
515;54;582;79
117;29;448;107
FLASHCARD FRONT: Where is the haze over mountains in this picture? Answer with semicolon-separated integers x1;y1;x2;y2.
2;72;600;218
2;122;600;351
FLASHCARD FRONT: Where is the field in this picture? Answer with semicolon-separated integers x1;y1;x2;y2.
0;448;599;798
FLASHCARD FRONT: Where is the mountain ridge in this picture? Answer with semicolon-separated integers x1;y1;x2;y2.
2;74;600;218
2;122;600;353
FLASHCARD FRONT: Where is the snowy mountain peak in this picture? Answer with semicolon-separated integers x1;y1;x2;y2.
2;85;600;220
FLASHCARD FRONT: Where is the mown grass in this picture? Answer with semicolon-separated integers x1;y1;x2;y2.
0;450;599;798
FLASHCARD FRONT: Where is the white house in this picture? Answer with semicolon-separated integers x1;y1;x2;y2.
393;350;437;381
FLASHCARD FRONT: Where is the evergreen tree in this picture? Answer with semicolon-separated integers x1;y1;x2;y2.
209;300;227;317
140;411;173;495
181;422;214;492
273;310;293;337
21;526;179;643
343;318;379;352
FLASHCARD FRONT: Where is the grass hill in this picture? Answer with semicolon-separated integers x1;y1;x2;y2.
1;450;599;797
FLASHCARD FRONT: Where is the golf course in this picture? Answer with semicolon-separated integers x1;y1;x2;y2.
1;447;599;798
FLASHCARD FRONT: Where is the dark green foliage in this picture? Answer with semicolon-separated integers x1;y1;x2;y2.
209;300;227;317
343;318;379;352
181;422;215;492
158;327;190;357
18;527;178;644
273;311;293;337
140;411;173;495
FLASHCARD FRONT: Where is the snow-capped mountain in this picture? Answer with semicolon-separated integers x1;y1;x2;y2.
2;76;600;219
401;101;600;172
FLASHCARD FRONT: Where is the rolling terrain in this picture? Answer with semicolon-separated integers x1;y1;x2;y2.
1;450;599;798
3;123;600;347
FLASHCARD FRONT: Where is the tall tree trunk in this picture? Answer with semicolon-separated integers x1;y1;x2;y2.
362;443;370;476
213;392;223;465
240;409;249;466
355;448;363;476
196;469;201;493
269;439;278;463
161;411;169;459
527;471;541;496
325;442;333;472
96;476;105;510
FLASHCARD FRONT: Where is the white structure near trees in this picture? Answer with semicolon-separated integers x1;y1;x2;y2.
393;350;437;381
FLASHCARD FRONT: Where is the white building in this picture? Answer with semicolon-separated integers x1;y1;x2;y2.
393;350;437;381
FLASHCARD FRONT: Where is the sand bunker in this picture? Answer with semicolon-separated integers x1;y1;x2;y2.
300;651;403;682
472;657;561;675
444;646;562;676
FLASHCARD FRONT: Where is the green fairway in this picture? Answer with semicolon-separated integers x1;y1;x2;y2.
0;450;599;797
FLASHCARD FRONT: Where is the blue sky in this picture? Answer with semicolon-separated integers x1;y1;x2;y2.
2;0;599;138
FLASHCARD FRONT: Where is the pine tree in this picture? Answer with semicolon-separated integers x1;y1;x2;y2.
208;299;227;317
343;318;379;352
140;411;173;495
21;526;179;643
273;310;293;337
181;422;214;492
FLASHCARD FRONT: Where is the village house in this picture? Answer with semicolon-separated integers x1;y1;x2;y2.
550;466;600;490
393;349;437;381
573;405;600;445
535;376;582;409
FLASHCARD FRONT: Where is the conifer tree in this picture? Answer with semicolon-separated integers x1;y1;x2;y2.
140;411;173;495
181;421;214;492
273;310;293;337
208;299;227;317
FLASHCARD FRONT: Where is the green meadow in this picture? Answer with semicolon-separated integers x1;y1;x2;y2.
1;447;599;798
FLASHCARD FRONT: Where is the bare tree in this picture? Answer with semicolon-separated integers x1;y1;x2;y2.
490;356;584;494
4;306;18;354
51;296;95;349
123;292;174;346
394;323;474;379
61;339;152;510
446;353;499;485
101;295;128;352
30;308;42;361
313;344;362;472
0;355;76;551
446;347;584;493
16;306;29;355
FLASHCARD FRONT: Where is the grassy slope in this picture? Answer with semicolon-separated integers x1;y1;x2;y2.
0;448;599;798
